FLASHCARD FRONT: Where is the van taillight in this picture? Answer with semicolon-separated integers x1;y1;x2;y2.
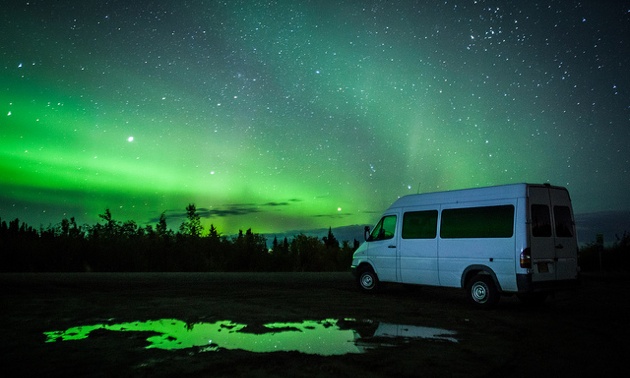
520;248;531;269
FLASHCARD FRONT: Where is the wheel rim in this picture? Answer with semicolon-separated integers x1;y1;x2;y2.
360;273;374;289
471;282;489;303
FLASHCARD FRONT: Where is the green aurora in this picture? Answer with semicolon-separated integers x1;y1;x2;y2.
1;1;629;236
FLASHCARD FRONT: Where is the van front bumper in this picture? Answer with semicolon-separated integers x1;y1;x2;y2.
350;265;358;278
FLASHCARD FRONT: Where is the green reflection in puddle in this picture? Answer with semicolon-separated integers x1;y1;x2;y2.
44;318;457;355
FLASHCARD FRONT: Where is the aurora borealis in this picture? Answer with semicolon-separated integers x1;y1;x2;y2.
1;1;629;237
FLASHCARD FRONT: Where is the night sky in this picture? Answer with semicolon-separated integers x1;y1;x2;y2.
1;1;629;238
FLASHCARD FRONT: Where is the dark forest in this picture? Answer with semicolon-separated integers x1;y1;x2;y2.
0;204;358;273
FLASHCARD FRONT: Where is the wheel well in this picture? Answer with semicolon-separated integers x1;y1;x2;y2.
357;262;375;274
461;266;502;292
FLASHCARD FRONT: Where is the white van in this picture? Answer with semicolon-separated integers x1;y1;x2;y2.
350;183;580;307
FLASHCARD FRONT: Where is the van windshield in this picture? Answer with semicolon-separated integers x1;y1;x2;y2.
369;215;396;241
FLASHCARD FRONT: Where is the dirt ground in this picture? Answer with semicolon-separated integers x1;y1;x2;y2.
1;271;628;377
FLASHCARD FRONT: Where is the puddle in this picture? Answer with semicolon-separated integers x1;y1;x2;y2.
44;318;457;355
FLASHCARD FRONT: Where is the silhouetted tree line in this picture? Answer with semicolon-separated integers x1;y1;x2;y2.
0;204;359;273
578;231;630;272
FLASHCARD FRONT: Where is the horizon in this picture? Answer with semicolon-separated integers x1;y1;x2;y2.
2;1;629;237
2;209;629;249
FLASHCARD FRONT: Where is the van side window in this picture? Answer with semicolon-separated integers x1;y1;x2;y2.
554;206;574;237
531;204;552;237
369;215;397;241
440;205;514;238
402;210;438;239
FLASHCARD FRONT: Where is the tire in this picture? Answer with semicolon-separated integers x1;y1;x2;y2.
358;268;380;292
466;274;499;308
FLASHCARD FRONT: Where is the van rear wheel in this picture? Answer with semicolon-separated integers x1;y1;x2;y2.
466;274;499;308
358;269;380;292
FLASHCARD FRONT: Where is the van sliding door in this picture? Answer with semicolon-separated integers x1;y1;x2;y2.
399;209;439;285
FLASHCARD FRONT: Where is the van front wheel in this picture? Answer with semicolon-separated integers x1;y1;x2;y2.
358;269;380;292
466;275;499;308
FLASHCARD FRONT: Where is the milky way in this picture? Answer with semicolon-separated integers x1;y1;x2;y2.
1;1;629;235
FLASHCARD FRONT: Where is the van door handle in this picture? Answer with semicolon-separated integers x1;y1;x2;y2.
388;245;396;249
555;244;564;249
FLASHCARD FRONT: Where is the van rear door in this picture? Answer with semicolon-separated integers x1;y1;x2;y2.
528;185;578;283
549;188;579;281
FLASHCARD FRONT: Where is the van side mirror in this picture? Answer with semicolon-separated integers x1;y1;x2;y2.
364;226;371;241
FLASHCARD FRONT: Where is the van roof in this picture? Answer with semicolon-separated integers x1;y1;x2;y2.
388;183;564;209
